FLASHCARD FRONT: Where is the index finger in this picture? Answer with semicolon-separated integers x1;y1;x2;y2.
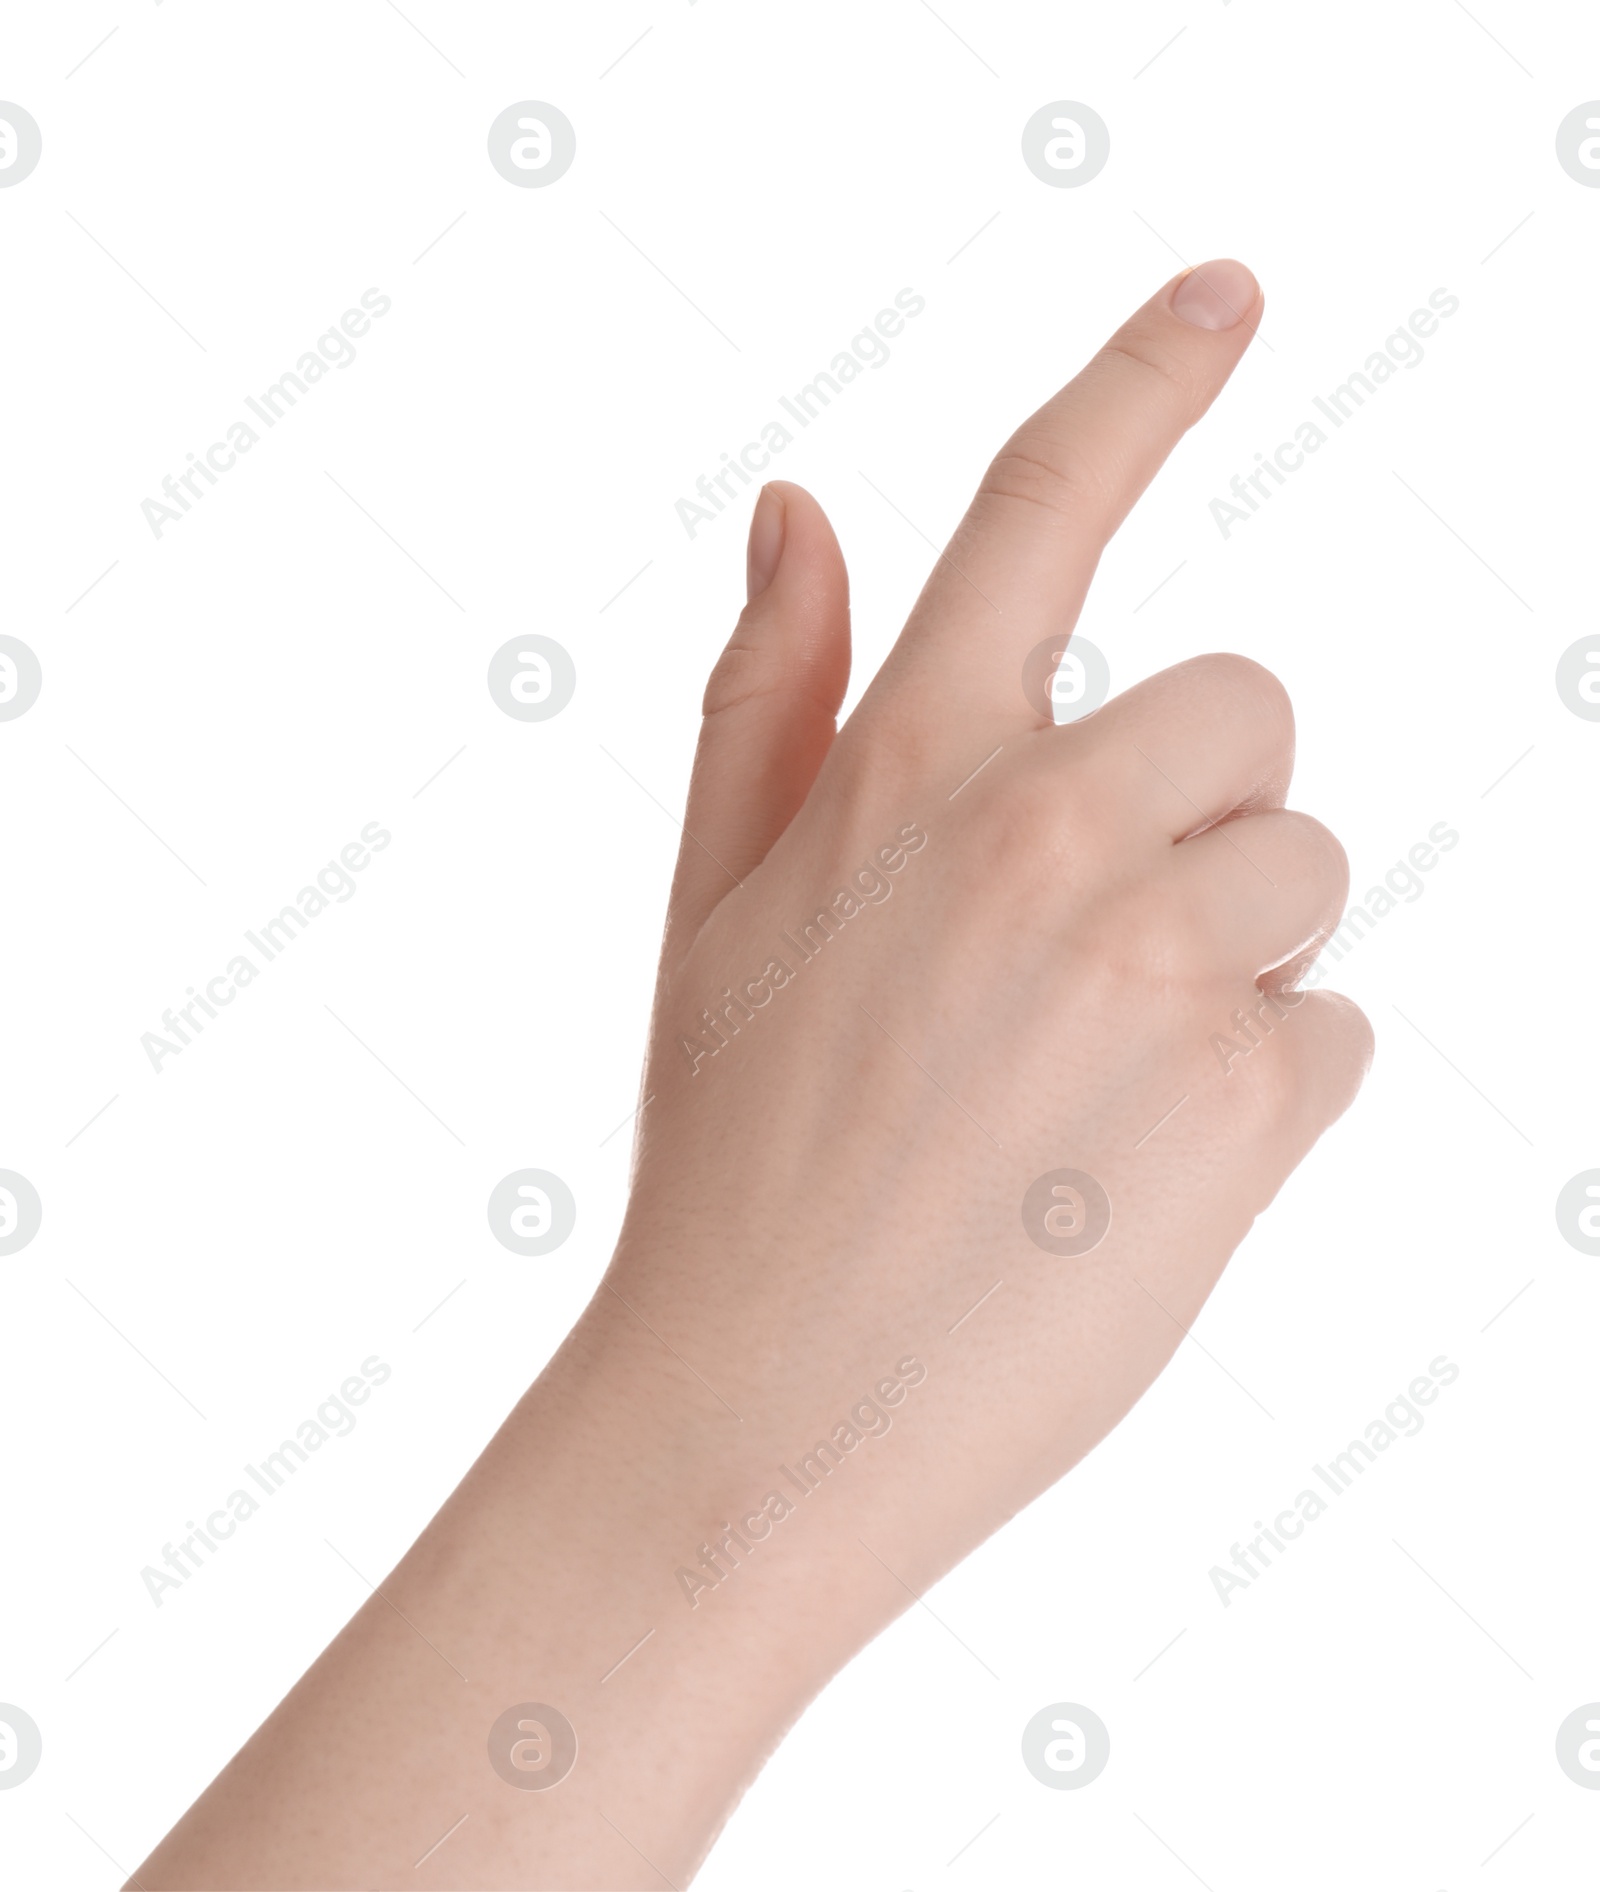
862;259;1264;748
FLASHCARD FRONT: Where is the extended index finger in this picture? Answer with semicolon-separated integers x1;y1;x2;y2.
862;260;1264;749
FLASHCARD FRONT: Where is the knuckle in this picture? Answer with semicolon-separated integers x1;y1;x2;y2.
1223;808;1348;912
962;753;1125;903
1297;989;1377;1088
977;442;1116;528
1096;337;1206;421
1177;652;1296;756
701;630;774;719
1218;998;1306;1120
1193;651;1292;718
702;613;838;728
1224;988;1373;1136
1277;811;1350;905
962;744;1168;926
1324;992;1377;1086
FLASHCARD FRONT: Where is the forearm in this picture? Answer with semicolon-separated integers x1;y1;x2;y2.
131;1282;900;1890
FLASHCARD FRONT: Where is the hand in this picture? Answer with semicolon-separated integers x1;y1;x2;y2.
620;253;1369;1599
134;260;1371;1891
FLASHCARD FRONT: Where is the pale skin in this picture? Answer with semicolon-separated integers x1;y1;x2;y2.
133;259;1372;1890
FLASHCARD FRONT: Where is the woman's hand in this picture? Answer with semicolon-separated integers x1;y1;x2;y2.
134;260;1371;1892
620;252;1368;1619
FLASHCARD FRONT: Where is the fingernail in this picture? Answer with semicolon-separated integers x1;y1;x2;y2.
746;483;786;601
1170;259;1259;331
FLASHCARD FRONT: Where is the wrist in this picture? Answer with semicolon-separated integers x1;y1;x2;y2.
420;1278;879;1881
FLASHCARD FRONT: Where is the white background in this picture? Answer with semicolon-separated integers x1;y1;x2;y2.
2;2;1598;1886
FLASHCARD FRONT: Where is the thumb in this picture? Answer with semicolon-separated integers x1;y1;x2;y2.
664;481;851;963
